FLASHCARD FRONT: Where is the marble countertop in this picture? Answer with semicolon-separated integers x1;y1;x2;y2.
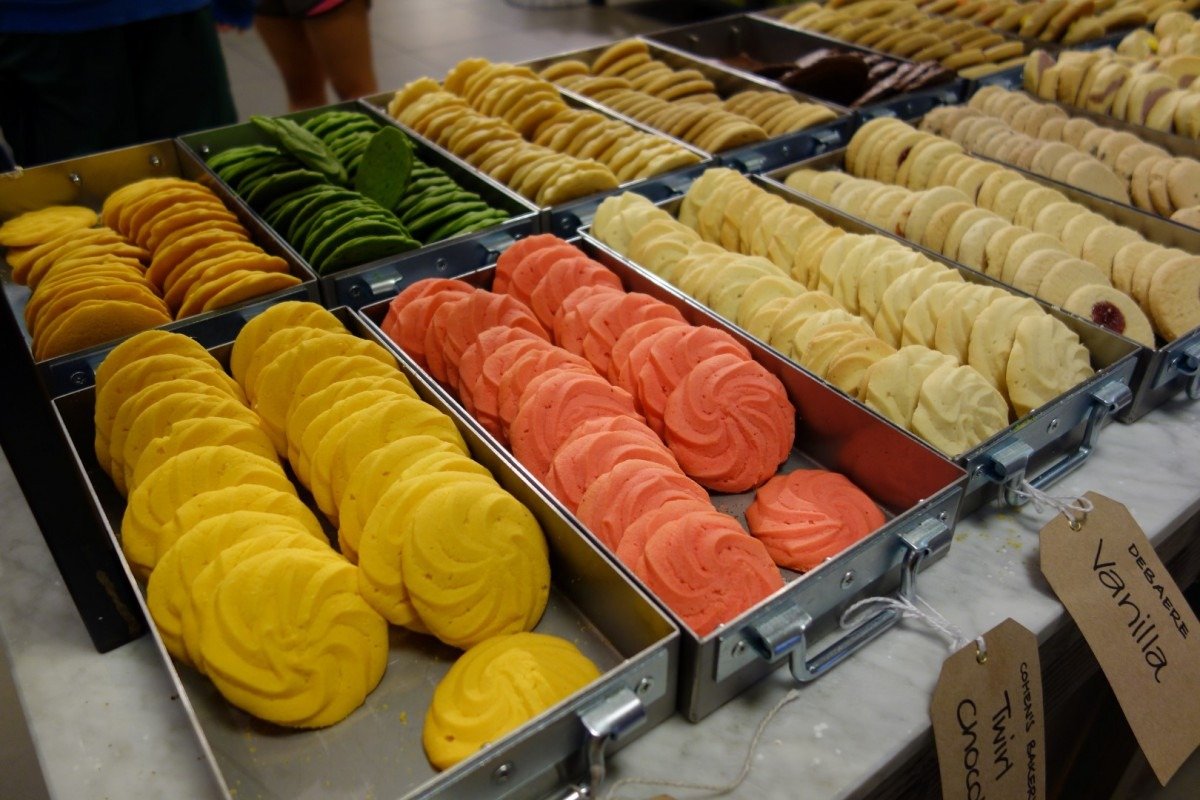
2;394;1198;800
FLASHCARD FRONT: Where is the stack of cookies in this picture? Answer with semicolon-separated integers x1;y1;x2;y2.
924;87;1200;227
1023;46;1200;138
778;1;1027;79
387;58;701;201
820;116;1200;342
1120;10;1200;57
592;176;1091;454
902;0;1166;44
539;39;838;152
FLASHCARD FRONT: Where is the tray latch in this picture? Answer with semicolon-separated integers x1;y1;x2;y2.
1172;341;1200;400
739;516;949;684
993;381;1132;507
551;687;646;800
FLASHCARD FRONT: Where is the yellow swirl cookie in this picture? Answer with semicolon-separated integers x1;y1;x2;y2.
910;364;1010;457
423;633;601;770
182;529;337;673
860;345;958;429
121;446;296;579
228;301;344;387
402;480;550;648
1005;314;1094;418
356;472;497;630
198;547;387;728
338;437;489;564
285;377;416;477
161;484;326;548
147;512;317;664
293;389;406;489
94;330;221;398
129;416;277;494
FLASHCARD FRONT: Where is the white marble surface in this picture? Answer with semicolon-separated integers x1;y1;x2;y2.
1;395;1198;800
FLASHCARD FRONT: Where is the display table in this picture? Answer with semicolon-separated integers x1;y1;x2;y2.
2;395;1198;800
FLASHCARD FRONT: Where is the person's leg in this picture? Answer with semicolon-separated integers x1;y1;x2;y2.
302;0;378;101
255;13;329;110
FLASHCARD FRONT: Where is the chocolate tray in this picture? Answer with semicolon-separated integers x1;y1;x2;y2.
591;183;1138;514
770;143;1198;422
361;89;714;242
50;307;679;800
0;139;318;397
178;101;541;309
517;38;855;174
360;262;966;723
646;15;968;122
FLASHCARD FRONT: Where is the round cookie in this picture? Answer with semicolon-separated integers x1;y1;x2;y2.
1005;313;1094;417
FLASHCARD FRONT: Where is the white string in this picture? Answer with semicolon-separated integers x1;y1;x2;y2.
602;688;802;799
839;594;986;657
1008;478;1093;528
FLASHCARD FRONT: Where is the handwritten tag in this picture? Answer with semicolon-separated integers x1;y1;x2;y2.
931;619;1045;800
1040;492;1200;784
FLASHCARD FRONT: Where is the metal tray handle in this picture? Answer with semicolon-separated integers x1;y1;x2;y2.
1157;341;1200;400
742;517;951;683
548;687;646;800
987;382;1132;507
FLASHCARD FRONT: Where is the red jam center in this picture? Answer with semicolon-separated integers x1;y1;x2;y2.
1091;301;1126;333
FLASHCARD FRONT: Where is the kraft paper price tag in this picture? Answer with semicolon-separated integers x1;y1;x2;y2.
1040;492;1200;785
931;619;1045;800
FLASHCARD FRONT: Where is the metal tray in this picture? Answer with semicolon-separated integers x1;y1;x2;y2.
518;38;855;174
0;139;318;397
359;263;966;722
604;182;1137;516
361;89;714;241
963;80;1200;160
177;102;541;309
50;307;679;800
646;15;968;121
772;143;1200;421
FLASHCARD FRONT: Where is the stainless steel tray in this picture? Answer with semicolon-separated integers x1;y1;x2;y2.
361;90;714;241
518;38;855;174
0;139;318;397
50;307;679;800
771;143;1199;422
178;102;541;309
602;184;1138;515
359;262;966;722
646;15;968;121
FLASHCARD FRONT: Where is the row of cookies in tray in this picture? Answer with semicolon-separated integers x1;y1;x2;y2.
923;86;1200;226
821;0;1189;43
777;2;1027;78
538;39;839;152
1023;46;1200;139
811;116;1200;342
591;169;1100;456
386;60;701;204
1120;10;1200;57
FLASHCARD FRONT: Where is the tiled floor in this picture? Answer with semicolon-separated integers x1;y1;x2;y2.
217;0;673;120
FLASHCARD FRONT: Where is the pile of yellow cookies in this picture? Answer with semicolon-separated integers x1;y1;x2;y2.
904;0;1158;45
0;177;301;361
595;171;1105;453
388;58;700;201
838;116;1199;341
94;328;386;729
540;39;838;152
778;2;1027;78
1121;9;1200;57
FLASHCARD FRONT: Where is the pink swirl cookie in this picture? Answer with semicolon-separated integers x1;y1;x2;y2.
614;498;717;566
608;317;690;391
425;289;548;386
634;510;783;636
492;233;566;295
662;353;794;492
455;326;545;416
467;336;557;440
528;255;622;331
579;292;687;376
543;429;681;510
576;459;711;550
509;370;642;480
507;243;588;308
382;279;473;368
496;350;596;434
632;326;752;434
551;284;625;356
746;469;885;571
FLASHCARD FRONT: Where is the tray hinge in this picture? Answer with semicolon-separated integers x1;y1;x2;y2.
1157;340;1200;399
549;687;646;800
726;516;949;684
992;381;1131;507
